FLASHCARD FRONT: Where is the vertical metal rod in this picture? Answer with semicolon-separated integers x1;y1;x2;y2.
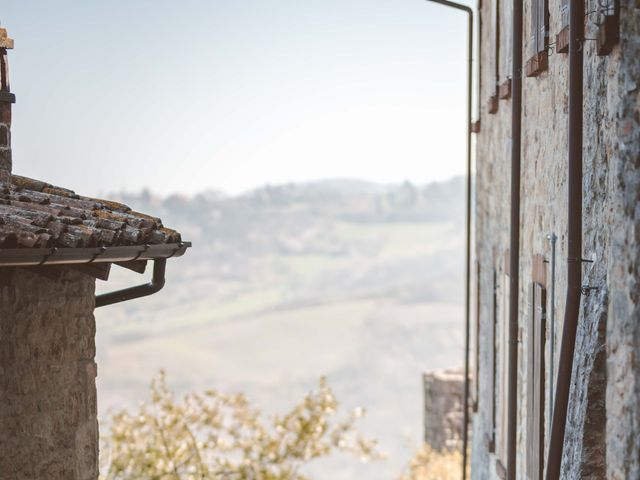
545;0;584;475
507;0;523;477
422;2;473;478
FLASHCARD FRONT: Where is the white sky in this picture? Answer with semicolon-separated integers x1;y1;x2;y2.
3;0;471;195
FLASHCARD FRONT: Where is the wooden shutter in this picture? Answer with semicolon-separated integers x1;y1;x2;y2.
525;0;548;76
473;261;481;413
536;0;547;54
597;0;620;56
485;268;498;452
556;0;570;53
527;255;547;480
558;0;619;56
496;264;510;473
498;0;513;99
529;0;548;55
488;0;500;113
560;0;569;27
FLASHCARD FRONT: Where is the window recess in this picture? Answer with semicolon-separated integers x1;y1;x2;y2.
498;0;513;100
526;254;548;480
525;0;549;77
495;249;510;477
485;266;498;452
594;0;620;55
556;0;570;53
473;261;481;413
488;0;500;113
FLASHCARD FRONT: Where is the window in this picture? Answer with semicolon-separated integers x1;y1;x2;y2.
526;254;547;479
473;261;481;413
525;0;549;77
485;266;498;452
488;0;500;113
558;0;619;56
556;0;570;53
495;250;510;478
596;0;620;55
498;0;513;99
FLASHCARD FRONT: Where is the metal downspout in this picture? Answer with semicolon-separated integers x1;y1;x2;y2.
95;258;167;308
423;2;473;478
545;0;584;476
506;0;523;477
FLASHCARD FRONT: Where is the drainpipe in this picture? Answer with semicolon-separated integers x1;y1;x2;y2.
506;0;523;477
95;258;166;307
546;232;557;435
545;0;584;476
423;2;473;478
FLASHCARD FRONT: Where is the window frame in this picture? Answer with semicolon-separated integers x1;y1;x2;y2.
526;254;548;479
473;261;481;413
495;250;510;478
498;0;513;100
487;0;500;113
556;0;570;53
484;266;498;452
596;0;620;55
525;0;549;77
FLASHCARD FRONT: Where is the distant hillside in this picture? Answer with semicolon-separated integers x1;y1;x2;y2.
114;175;465;259
96;176;466;480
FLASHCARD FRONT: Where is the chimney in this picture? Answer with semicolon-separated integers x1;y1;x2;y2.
0;28;15;185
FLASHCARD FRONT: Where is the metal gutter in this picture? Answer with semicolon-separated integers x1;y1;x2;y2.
506;0;523;476
95;257;166;308
0;242;190;267
545;0;584;475
423;1;473;478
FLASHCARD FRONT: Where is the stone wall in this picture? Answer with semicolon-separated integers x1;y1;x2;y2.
423;370;465;451
471;0;639;478
0;268;98;480
604;5;640;477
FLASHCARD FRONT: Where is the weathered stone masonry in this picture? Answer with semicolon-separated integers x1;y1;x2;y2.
0;269;98;480
471;0;639;478
0;25;189;480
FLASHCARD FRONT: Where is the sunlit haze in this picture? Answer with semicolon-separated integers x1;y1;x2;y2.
3;0;468;195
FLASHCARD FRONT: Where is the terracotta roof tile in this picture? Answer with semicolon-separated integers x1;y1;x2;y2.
0;175;182;248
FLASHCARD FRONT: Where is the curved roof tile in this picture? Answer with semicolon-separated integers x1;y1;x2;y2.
0;175;181;248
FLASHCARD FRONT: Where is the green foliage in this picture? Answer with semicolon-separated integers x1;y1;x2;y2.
100;371;381;480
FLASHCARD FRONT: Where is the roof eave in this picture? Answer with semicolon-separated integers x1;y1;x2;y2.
0;241;191;267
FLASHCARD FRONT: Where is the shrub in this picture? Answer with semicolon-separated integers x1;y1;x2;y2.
100;371;380;480
398;444;464;480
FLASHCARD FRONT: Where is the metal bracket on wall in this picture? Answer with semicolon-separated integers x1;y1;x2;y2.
579;255;599;295
581;285;600;295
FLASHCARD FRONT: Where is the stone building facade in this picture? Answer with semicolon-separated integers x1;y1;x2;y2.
0;28;190;479
470;0;639;479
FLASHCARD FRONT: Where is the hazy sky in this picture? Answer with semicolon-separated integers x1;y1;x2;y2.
3;0;471;195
